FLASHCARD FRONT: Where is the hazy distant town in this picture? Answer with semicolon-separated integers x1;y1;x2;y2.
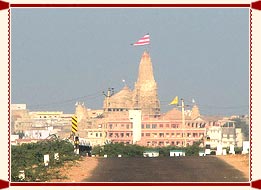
11;51;250;156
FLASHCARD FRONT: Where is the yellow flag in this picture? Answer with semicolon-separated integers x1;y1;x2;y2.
169;96;178;105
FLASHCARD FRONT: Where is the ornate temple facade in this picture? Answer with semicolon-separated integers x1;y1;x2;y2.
73;51;243;148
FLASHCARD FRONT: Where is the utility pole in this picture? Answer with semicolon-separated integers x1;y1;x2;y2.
102;88;114;145
103;88;114;112
181;98;186;147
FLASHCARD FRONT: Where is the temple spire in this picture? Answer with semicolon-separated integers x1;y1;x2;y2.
133;51;160;117
137;51;155;83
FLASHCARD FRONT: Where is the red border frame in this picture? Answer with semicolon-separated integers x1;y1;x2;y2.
0;1;260;189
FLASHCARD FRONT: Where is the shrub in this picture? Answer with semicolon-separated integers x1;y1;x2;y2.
11;140;79;182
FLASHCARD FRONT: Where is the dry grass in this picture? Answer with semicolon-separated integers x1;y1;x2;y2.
217;154;249;180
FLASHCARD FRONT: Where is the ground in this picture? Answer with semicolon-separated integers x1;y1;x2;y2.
216;154;249;179
50;154;249;182
50;157;99;182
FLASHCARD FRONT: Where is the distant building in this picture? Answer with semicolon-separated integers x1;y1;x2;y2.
11;104;27;110
206;119;243;148
74;51;209;147
170;150;186;157
143;150;159;157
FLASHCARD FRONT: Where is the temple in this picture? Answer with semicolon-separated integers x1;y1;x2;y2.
72;50;242;148
103;51;160;118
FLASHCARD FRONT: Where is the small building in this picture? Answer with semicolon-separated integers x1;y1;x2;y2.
143;150;159;157
199;150;206;156
242;141;250;154
170;150;185;157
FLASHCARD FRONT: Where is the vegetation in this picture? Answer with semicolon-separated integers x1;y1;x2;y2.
12;140;205;181
11;140;80;182
92;141;204;157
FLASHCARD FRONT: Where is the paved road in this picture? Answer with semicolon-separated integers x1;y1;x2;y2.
84;156;248;182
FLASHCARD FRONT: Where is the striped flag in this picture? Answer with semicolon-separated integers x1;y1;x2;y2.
132;33;150;46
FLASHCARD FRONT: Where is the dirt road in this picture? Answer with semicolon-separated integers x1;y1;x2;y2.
51;155;249;182
83;156;248;182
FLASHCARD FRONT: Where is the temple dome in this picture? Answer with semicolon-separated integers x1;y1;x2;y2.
163;108;182;120
105;86;133;109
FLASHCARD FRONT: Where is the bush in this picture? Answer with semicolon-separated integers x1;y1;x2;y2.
11;140;80;182
92;143;203;157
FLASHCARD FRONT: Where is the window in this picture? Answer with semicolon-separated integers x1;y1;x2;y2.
126;124;129;129
159;133;164;137
159;141;164;146
171;133;175;137
165;124;169;128
126;133;130;137
166;133;169;137
141;133;144;137
159;124;163;128
141;124;144;129
152;124;157;129
146;133;150;137
146;124;150;129
121;133;124;137
109;124;112;129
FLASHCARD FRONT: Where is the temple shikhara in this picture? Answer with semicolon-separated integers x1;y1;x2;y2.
11;51;247;150
103;51;160;118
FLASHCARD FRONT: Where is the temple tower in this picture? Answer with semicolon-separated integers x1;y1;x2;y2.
133;51;160;117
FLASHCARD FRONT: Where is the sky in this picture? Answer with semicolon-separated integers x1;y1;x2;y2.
11;8;249;116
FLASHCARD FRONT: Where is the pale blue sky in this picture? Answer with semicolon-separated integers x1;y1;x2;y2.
11;8;249;116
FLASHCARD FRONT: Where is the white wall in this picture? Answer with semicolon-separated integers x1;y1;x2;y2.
129;110;142;144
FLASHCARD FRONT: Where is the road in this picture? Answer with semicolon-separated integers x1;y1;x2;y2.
83;156;248;182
